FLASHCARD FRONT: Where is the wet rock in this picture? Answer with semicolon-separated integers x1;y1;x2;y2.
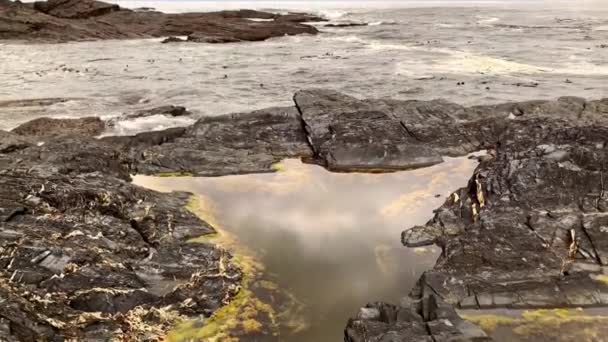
0;130;32;153
345;299;489;342
122;106;313;176
350;114;608;339
124;105;191;120
325;22;368;27
0;0;319;43
161;36;186;43
5;90;608;341
0;129;240;340
294;89;444;171
186;19;317;43
12;117;105;137
33;0;120;19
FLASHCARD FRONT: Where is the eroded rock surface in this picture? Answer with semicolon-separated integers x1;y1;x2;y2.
0;0;320;43
109;106;313;176
346;97;608;341
0;128;241;340
12;117;105;137
4;90;608;341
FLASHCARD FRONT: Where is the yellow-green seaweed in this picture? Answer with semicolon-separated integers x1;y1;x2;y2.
463;308;608;341
156;171;194;177
168;194;277;342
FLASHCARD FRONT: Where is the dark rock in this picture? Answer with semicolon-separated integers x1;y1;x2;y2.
187;19;317;43
275;12;325;23
294;89;453;171
0;129;240;340
33;0;120;19
6;90;608;341
161;36;186;43
123;106;313;176
345;299;489;342
340;91;608;340
0;1;319;43
124;105;191;120
11;117;105;137
325;22;368;28
0;130;32;153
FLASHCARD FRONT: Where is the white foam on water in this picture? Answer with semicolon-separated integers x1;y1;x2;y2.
326;35;368;44
102;115;197;137
246;18;275;22
476;16;500;25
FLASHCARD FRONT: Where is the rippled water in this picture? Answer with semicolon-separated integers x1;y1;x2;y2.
1;3;607;134
134;155;481;341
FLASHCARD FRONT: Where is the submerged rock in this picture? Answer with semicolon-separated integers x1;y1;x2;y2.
124;105;192;120
161;36;186;44
325;22;369;27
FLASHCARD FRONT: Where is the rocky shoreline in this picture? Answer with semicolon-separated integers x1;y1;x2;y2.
0;0;321;43
1;90;608;341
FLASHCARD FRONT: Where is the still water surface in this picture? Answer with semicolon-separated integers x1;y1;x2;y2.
134;155;481;341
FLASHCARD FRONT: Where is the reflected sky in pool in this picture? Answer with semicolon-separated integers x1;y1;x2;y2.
134;154;481;341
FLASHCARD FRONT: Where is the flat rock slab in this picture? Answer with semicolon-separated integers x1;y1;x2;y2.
294;89;444;171
113;106;313;176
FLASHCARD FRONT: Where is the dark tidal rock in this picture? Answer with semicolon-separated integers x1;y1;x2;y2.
113;106;313;176
0;129;240;340
344;94;608;341
11;117;105;137
33;0;120;19
4;89;608;341
0;0;320;43
161;36;186;44
124;105;191;120
325;22;368;28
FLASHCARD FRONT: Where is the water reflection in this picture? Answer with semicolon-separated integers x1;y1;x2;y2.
134;155;480;341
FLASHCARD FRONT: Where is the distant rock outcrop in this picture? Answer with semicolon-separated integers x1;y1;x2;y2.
0;0;321;42
33;0;120;19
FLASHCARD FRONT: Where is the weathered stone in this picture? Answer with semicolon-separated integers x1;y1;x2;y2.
12;117;105;137
402;226;438;247
0;130;240;340
123;106;313;176
33;0;120;19
124;105;191;120
5;90;608;341
0;1;320;43
294;89;444;171
0;130;32;153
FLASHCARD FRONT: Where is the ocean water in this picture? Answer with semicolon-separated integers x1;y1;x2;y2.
1;1;607;134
